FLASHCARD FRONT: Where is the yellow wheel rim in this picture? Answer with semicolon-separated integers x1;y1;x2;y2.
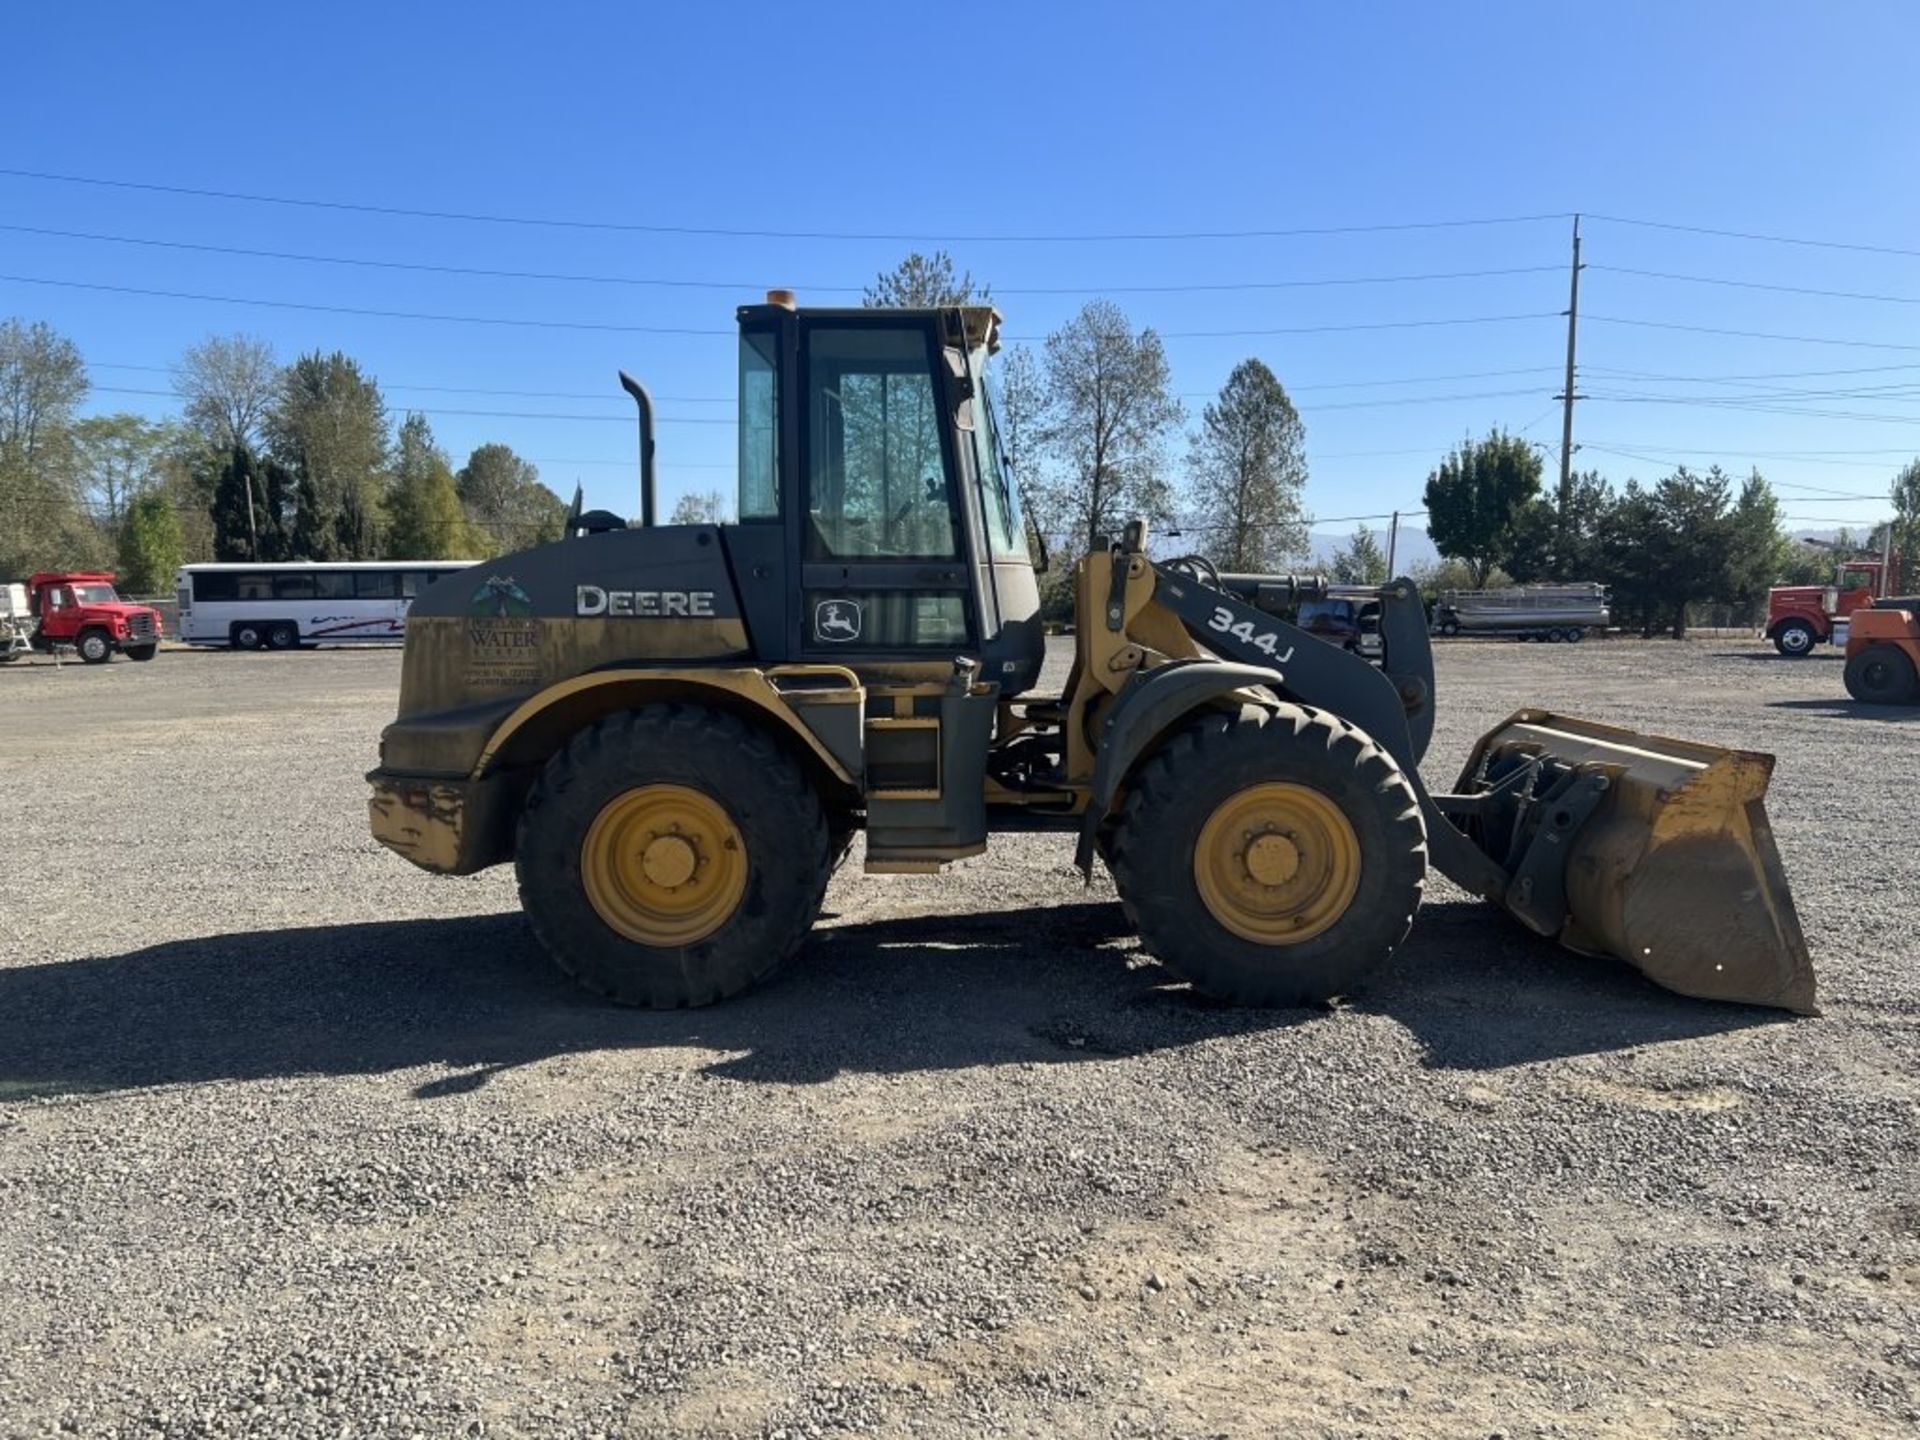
580;784;748;947
1193;782;1362;945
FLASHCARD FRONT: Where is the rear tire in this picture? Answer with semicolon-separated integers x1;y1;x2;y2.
1106;703;1428;1007
1565;627;1585;643
77;630;112;664
266;622;298;651
125;644;157;662
515;705;831;1007
232;623;265;650
1844;643;1919;705
1774;620;1818;657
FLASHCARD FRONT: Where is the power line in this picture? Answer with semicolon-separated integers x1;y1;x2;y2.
1591;263;1920;307
0;273;732;334
0;223;1565;296
1588;212;1920;262
86;383;733;425
0;168;1571;243
0;272;1556;342
86;361;735;404
1586;314;1920;353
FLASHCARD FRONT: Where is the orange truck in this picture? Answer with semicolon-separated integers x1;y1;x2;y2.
1844;597;1920;704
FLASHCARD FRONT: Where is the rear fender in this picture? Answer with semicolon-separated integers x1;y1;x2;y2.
475;667;863;796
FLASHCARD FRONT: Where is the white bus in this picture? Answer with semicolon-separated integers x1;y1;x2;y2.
175;561;472;649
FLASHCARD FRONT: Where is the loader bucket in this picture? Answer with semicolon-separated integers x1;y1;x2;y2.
1452;711;1817;1014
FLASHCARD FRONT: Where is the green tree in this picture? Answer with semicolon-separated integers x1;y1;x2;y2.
1186;358;1307;571
387;414;473;558
457;442;565;553
1723;471;1790;613
1031;299;1185;557
1329;523;1388;584
1597;466;1739;637
265;351;390;558
117;491;184;594
667;489;730;524
73;413;171;537
1422;431;1543;586
862;251;986;307
1505;470;1610;583
1890;459;1920;592
0;318;91;575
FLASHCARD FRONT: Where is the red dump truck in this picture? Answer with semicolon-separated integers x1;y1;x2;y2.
16;572;163;663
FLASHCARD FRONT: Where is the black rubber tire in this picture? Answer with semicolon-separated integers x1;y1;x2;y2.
77;630;112;664
1773;620;1818;657
1438;620;1459;638
232;622;265;650
1106;703;1428;1007
1844;643;1919;705
515;705;831;1007
1546;628;1565;643
266;622;299;651
125;644;157;662
1565;627;1585;643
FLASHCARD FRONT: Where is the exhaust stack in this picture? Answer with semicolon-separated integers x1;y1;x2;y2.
617;370;657;528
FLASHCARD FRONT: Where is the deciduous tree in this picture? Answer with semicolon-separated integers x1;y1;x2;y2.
458;442;565;553
667;489;730;525
117;492;185;595
1030;300;1184;557
174;334;278;453
1891;459;1920;591
0;318;91;575
265;351;390;558
1186;358;1307;571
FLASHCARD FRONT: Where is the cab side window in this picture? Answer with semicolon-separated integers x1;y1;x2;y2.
804;328;958;561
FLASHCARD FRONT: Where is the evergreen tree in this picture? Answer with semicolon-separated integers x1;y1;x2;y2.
210;445;262;560
862;251;986;307
292;470;337;560
1329;524;1388;584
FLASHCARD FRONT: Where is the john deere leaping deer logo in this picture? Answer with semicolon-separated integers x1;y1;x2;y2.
469;575;534;618
814;599;862;643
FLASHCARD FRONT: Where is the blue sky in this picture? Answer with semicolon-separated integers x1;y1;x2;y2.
4;0;1918;538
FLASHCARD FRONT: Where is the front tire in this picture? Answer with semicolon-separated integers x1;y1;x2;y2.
1774;620;1818;657
77;630;112;664
515;705;831;1007
1844;643;1919;704
1106;703;1428;1007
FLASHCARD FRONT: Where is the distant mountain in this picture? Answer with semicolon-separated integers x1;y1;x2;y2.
1304;524;1440;574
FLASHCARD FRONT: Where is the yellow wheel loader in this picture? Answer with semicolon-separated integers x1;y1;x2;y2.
368;295;1816;1014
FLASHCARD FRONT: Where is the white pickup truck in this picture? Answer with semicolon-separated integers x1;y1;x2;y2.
1;582;36;661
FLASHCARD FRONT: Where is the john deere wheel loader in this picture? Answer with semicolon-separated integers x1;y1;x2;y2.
368;294;1816;1014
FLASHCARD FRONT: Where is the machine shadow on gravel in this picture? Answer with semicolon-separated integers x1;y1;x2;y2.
0;900;1783;1100
1767;697;1920;722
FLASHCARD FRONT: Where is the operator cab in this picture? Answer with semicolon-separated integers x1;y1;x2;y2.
714;293;1045;696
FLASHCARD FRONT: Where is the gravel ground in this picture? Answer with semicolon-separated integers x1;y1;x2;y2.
0;637;1915;1439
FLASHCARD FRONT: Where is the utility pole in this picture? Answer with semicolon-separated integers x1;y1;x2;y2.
1556;214;1584;541
1386;510;1400;578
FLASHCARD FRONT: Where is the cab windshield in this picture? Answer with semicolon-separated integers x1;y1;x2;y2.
71;584;121;605
969;348;1030;563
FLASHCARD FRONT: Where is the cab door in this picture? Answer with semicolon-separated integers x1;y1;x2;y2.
793;321;976;664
